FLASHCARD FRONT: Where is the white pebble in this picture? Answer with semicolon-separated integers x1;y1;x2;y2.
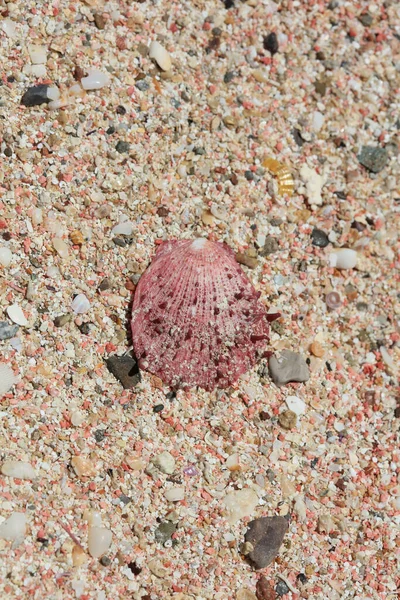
0;364;18;397
149;41;172;71
0;512;26;546
46;86;60;101
81;69;110;91
153;451;175;474
222;488;258;524
88;526;112;558
111;221;133;236
71;410;85;427
285;395;306;416
71;294;91;314
32;208;43;226
52;238;69;259
27;44;47;65
7;304;28;326
0;19;17;37
0;246;12;267
380;346;395;372
47;265;60;278
1;460;36;479
164;486;185;502
312;111;325;132
330;248;358;270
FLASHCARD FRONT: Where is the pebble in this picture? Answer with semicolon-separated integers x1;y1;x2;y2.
236;252;258;269
243;516;288;569
94;13;106;30
275;580;290;597
88;526;112;558
330;248;357;269
310;340;324;357
111;221;133;236
54;314;72;328
325;291;342;309
149;41;172;71
0;322;19;340
268;350;310;385
7;304;28;326
71;294;91;314
237;589;258;600
299;165;327;206
115;141;130;154
70;230;85;246
278;410;297;430
72;545;88;567
165;487;185;502
154;521;177;544
311;228;329;248
81;69;110;90
312;110;325;132
0;19;16;37
27;44;47;65
0;246;12;267
71;456;97;478
256;577;276;600
259;236;279;257
20;84;51;107
223;488;258;524
105;354;141;389
1;461;36;479
263;32;279;55
135;79;150;91
285;395;306;415
357;146;388;173
0;512;27;546
52;237;69;258
153;451;175;474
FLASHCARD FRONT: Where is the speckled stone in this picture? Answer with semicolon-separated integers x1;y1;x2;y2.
0;322;19;340
244;516;288;570
154;521;177;544
357;146;388;173
268;350;310;385
311;228;330;248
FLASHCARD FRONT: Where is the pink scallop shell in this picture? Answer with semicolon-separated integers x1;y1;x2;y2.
131;238;271;391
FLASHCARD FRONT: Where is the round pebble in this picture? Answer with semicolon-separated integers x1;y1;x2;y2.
71;294;91;314
0;247;12;267
149;41;172;71
88;526;112;558
330;248;357;269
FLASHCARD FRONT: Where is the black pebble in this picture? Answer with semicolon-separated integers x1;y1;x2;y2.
106;126;116;135
292;128;305;147
153;404;164;413
311;228;330;248
77;322;91;335
127;561;142;575
115;140;130;154
21;84;51;107
244;170;255;181
99;555;111;566
224;71;235;84
94;429;106;443
275;580;290;596
105;354;141;389
263;32;279;55
116;105;126;115
223;0;235;8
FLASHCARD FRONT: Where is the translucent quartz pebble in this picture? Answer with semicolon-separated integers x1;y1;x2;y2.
149;41;172;71
88;526;112;558
27;44;47;64
7;304;28;326
0;19;17;37
222;488;258;524
0;364;18;397
1;461;36;479
81;69;110;90
285;395;306;415
111;221;133;236
0;247;12;267
71;294;91;314
164;487;185;502
0;512;27;546
330;248;357;269
52;238;69;258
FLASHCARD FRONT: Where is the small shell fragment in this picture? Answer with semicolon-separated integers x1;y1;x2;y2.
149;41;172;71
88;526;112;558
263;157;294;197
0;247;13;267
81;69;110;90
0;512;27;546
0;364;18;398
7;304;28;326
330;248;357;270
1;461;36;479
71;294;91;314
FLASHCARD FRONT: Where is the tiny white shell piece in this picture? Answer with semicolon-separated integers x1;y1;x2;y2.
0;512;27;545
0;364;18;397
149;41;172;71
111;221;133;236
285;395;306;416
27;44;47;65
330;248;357;270
1;461;36;479
164;486;185;502
0;247;12;267
71;294;91;314
81;69;110;90
7;304;28;326
88;526;112;558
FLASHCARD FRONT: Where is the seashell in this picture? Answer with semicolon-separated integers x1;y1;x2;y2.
71;294;91;314
149;41;172;71
263;156;294;197
0;364;18;398
130;238;271;391
7;304;28;327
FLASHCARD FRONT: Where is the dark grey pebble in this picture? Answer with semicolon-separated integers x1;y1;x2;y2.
245;170;255;181
358;13;373;26
357;146;388;173
259;235;279;256
53;314;72;328
311;228;330;248
0;322;19;340
263;32;279;55
98;278;112;291
276;579;290;596
269;350;310;385
135;79;149;91
155;521;177;544
224;71;235;83
115;140;130;154
244;516;288;569
21;84;51;107
105;353;141;389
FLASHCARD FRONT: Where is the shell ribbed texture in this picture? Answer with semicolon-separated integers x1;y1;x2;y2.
131;239;270;390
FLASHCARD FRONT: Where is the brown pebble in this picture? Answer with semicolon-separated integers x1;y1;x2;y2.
54;314;72;328
230;172;239;185
73;66;86;82
201;210;215;226
309;341;324;358
236;253;258;269
278;410;297;430
70;230;85;246
94;13;105;29
256;576;276;600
